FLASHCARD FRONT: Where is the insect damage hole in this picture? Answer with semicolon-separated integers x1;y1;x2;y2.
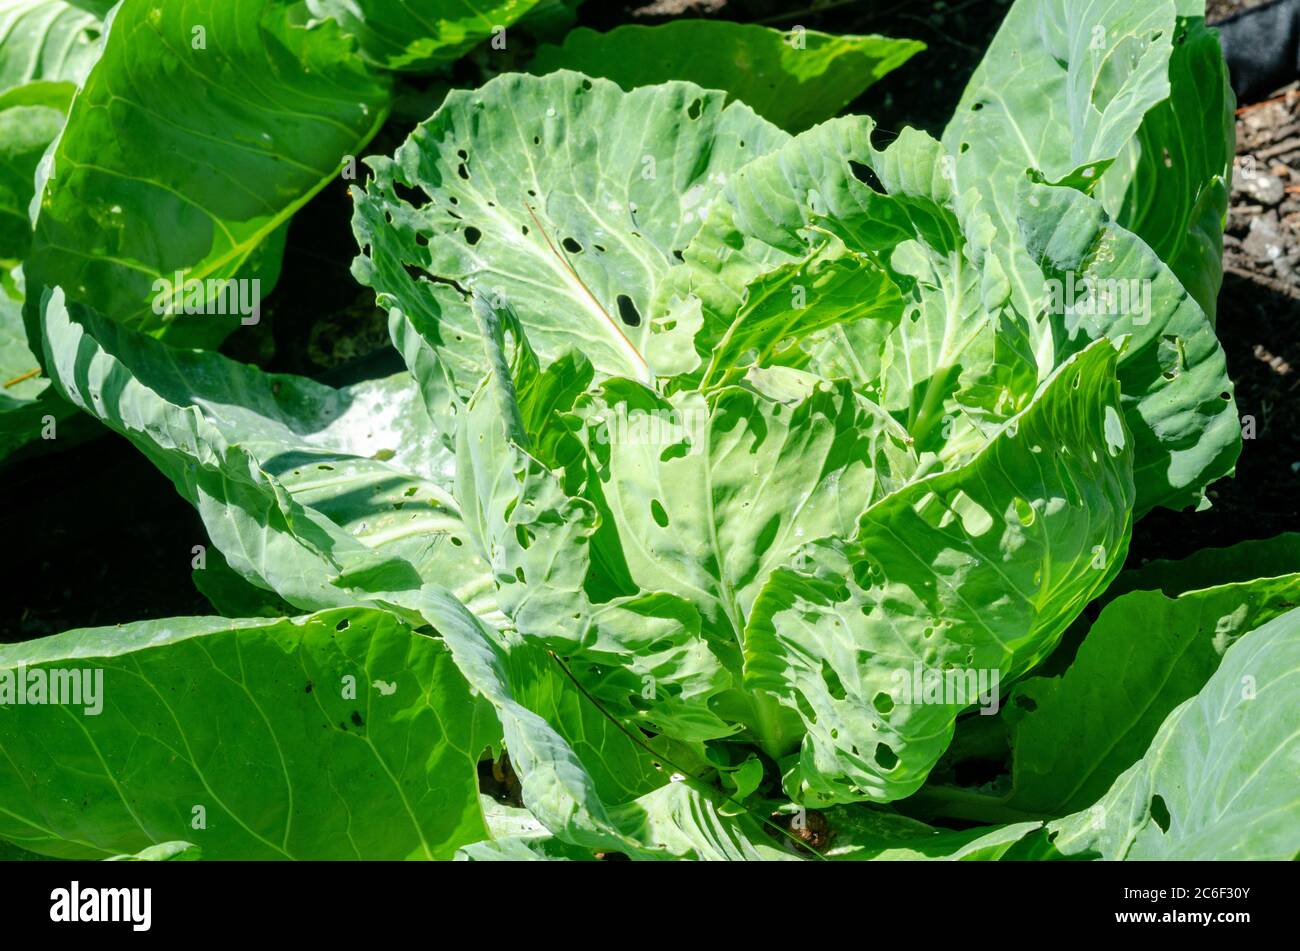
392;181;424;205
875;743;899;770
615;294;641;327
1150;794;1172;833
562;236;583;254
848;161;886;194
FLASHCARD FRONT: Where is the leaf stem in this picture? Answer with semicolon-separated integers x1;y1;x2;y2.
3;367;40;388
547;651;826;858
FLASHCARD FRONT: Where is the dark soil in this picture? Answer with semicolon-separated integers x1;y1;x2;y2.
0;437;208;640
1208;0;1272;19
2;0;1296;642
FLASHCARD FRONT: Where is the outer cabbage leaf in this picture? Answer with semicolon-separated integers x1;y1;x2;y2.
822;807;1041;861
0;2;104;459
106;841;202;861
1106;532;1300;601
530;21;923;133
1047;606;1300;860
0;0;101;92
0;606;499;859
57;0;111;14
1;279;55;457
306;0;542;71
1092;10;1233;323
36;289;495;620
919;536;1300;823
942;0;1232;322
1005;547;1300;818
0;81;72;265
0;0;103;263
192;544;296;619
1016;178;1238;514
1;269;101;463
25;0;391;345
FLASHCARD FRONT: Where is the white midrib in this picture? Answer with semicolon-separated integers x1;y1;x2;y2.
474;198;652;385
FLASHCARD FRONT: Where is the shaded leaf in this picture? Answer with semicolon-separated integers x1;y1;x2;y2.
530;21;922;132
1048;606;1300;860
0;607;498;859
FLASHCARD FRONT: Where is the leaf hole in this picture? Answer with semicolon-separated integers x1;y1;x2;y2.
1150;794;1171;833
821;662;846;701
848;160;885;193
616;294;641;327
875;743;899;770
392;181;423;205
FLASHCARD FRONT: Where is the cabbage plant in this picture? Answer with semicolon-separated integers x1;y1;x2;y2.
1;0;1296;862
